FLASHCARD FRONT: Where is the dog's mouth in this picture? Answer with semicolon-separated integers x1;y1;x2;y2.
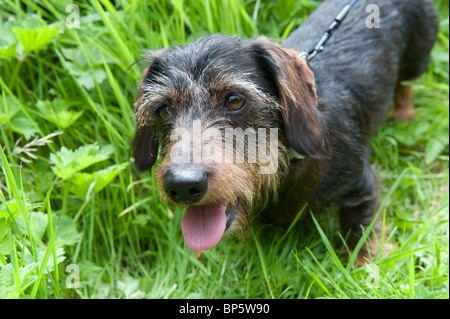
181;202;237;251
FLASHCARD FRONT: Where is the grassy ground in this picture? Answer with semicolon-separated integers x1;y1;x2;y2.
0;0;448;299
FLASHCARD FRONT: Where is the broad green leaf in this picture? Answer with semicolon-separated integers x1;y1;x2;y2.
425;138;447;164
76;260;103;286
61;45;113;67
15;212;48;241
6;14;47;30
52;110;84;128
393;122;431;146
65;163;128;198
0;201;20;220
61;48;90;66
76;68;107;90
0;264;16;298
116;276;146;299
50;144;114;180
54;215;82;247
92;163;128;193
0;20;17;59
22;246;65;273
64;172;96;199
12;26;59;53
7;116;39;140
64;62;107;90
0;261;40;298
36;99;83;129
0;42;17;59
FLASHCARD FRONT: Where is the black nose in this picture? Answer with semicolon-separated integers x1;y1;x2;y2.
163;165;208;204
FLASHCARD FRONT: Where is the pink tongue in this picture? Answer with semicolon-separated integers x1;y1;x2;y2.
181;203;227;251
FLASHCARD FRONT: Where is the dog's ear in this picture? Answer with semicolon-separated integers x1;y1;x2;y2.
133;66;159;171
133;123;159;171
250;37;323;157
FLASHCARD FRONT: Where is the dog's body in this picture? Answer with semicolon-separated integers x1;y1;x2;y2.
265;0;439;252
133;0;438;263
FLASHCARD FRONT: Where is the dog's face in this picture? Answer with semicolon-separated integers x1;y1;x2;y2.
133;35;322;251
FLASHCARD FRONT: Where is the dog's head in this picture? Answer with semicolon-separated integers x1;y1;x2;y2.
133;35;323;251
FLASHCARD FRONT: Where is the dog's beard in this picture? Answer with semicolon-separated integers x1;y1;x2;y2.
157;162;255;251
155;121;288;251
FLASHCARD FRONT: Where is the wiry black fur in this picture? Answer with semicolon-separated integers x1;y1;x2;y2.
274;0;439;243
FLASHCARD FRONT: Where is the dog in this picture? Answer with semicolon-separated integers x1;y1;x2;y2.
133;0;438;265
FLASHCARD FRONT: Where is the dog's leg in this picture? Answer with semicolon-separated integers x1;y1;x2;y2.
389;81;416;122
339;157;380;266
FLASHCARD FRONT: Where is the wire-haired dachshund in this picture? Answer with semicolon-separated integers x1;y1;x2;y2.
133;0;438;265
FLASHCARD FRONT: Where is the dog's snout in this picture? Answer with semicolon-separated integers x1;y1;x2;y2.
163;166;208;204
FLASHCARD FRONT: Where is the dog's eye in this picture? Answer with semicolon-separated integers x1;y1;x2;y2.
156;105;170;122
224;95;246;112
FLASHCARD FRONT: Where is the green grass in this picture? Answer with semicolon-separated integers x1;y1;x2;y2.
0;0;448;299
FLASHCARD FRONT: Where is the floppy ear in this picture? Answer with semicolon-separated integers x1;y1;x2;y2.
133;67;159;171
133;123;159;171
250;37;324;157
